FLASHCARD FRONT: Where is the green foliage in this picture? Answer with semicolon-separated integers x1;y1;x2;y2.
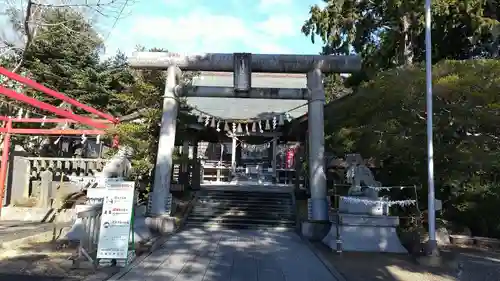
105;47;197;181
325;59;500;236
303;0;500;83
22;9;109;111
323;73;351;102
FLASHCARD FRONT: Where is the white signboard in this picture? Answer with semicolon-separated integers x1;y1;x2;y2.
86;188;107;205
96;181;135;259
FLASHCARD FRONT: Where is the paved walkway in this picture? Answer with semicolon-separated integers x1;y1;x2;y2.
112;228;339;281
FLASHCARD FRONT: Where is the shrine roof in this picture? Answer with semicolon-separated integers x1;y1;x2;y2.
186;97;308;120
187;71;308;120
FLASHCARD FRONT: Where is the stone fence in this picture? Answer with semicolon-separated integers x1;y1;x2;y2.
5;156;125;207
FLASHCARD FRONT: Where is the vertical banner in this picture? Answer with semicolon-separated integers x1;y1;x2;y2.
96;181;135;259
285;147;296;169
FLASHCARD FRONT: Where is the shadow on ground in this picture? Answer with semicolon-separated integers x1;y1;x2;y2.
294;198;500;281
113;227;335;281
313;241;500;281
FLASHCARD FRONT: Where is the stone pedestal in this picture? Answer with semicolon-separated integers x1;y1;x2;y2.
145;215;177;235
323;196;407;253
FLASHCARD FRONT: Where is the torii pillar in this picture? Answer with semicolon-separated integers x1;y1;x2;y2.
307;68;328;220
129;52;361;227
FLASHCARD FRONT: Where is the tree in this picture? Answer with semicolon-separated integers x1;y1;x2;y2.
22;9;108;107
0;0;133;72
324;59;500;237
323;73;351;103
302;0;500;82
107;47;198;182
0;8;132;156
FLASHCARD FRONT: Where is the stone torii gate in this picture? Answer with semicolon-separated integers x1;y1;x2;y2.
129;52;361;222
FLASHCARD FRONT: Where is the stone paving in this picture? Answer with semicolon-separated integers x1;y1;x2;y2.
112;227;339;281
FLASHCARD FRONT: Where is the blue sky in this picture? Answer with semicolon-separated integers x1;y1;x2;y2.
103;0;325;57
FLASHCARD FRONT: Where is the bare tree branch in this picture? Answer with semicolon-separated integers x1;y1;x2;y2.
0;0;135;72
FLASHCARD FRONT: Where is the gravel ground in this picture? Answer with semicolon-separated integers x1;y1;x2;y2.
0;221;121;281
0;238;101;280
313;242;500;281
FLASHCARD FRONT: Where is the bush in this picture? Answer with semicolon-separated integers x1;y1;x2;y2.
326;60;500;237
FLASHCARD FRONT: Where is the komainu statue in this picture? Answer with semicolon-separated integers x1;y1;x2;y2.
345;154;381;199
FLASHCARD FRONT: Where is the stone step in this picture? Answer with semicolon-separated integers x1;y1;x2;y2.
200;192;292;198
199;196;292;203
197;198;292;205
196;204;292;211
189;211;295;220
202;190;291;197
184;221;295;231
186;216;295;225
188;189;296;231
192;206;293;214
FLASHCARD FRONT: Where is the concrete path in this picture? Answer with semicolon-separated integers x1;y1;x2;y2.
112;227;339;281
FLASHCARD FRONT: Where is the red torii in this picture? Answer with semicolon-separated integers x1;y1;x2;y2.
0;66;119;210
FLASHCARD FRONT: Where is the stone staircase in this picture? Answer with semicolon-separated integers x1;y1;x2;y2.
186;189;296;230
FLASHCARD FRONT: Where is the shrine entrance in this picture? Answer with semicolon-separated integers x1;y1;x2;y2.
128;52;361;222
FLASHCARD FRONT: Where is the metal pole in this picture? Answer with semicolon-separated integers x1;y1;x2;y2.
425;0;438;255
0;118;12;214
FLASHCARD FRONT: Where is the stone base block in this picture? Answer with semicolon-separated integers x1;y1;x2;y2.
145;215;177;235
301;220;331;241
323;214;407;253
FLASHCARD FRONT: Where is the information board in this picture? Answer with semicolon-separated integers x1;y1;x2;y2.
96;181;135;259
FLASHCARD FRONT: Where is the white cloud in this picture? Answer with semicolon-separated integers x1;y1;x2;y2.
257;15;298;37
109;9;294;55
258;0;292;13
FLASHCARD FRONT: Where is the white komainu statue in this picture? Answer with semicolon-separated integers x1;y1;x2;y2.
345;154;381;199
